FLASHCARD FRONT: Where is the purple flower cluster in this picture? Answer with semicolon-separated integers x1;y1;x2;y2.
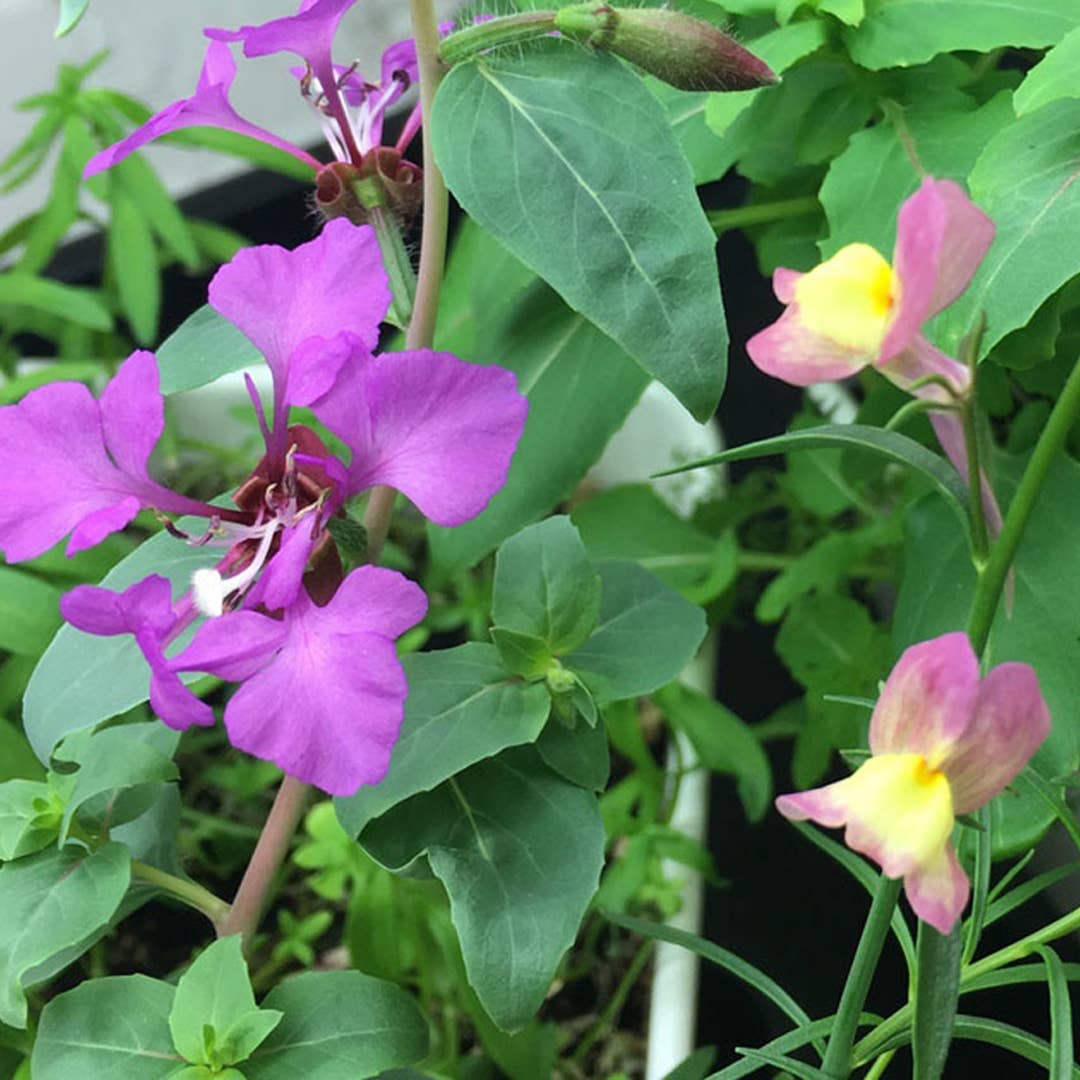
0;219;527;795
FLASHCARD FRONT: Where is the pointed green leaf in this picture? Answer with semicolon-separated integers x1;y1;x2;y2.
335;644;551;837
247;971;428;1078
55;0;92;37
1015;26;1080;114
33;975;181;1078
1035;946;1073;1080
492;517;600;655
108;185;161;344
432;41;727;420
0;275;110;331
169;937;280;1068
0;842;130;1028
361;747;604;1030
156;305;262;394
489;628;553;679
564;561;706;704
536;714;610;791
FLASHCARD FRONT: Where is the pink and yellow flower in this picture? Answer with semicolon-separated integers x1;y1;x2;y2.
776;633;1049;933
747;177;1000;530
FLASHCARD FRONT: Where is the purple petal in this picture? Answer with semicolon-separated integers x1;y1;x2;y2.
746;303;872;387
84;41;318;179
61;575;176;638
0;381;147;562
940;662;1050;814
245;516;317;612
881;178;994;362
99;351;164;479
220;567;426;794
207;218;390;389
226;0;359;69
903;841;969;934
869;633;979;758
313;349;528;526
285;332;359;408
380;36;420;90
173;610;288;682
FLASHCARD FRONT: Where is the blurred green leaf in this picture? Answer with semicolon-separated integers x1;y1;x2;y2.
108;184;160;344
0;275;110;331
1015;26;1080;114
55;0;92;37
0;568;61;656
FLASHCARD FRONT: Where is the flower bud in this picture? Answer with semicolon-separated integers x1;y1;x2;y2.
554;3;778;92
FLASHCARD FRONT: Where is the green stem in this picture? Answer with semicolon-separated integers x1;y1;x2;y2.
965;352;1080;655
854;900;1080;1065
217;775;310;946
131;859;230;927
864;1050;896;1080
571;940;654;1065
438;10;558;65
961;397;989;565
912;922;962;1080
369;205;416;329
707;195;819;234
820;875;904;1078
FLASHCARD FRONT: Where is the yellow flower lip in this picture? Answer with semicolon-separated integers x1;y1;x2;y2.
794;242;898;355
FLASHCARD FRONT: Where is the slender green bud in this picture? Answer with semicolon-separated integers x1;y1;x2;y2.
555;4;778;92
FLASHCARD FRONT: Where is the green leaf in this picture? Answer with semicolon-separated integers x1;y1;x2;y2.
491;517;601;655
948;1016;1080;1076
490;628;553;679
361;747;604;1031
1035;946;1074;1080
842;0;1080;69
23;527;220;763
112;156;200;271
18;117;85;274
1015;26;1080;115
162;128;314;184
55;723;178;840
55;0;91;37
0;720;43;783
33;975;181;1078
662;1046;717;1080
604;912;815;1035
247;971;428;1078
893;458;1080;852
564;561;707;704
572;484;737;602
704;21;828;138
0;568;61;656
0;779;57;861
0;842;130;1028
648;83;721;187
819;94;1015;261
654;683;772;822
0;274;111;331
432;41;727;421
666;424;971;535
934;99;1080;358
108;185;161;344
334;644;552;837
156;305;262;394
535;714;610;790
170;937;281;1067
913;924;961;1080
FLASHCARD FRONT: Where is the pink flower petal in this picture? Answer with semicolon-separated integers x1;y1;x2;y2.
869;633;979;758
224;0;359;69
772;267;802;304
879;334;970;402
928;412;1004;538
313;349;528;527
245;516;317;613
881;178;993;362
940;662;1050;814
173;610;288;682
207;219;390;391
219;567;427;794
903;841;969;935
99;350;164;478
745;303;872;387
83;41;318;178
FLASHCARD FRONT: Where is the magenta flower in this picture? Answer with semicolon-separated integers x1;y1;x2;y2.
776;633;1049;933
84;0;456;220
746;178;1000;530
0;219;527;794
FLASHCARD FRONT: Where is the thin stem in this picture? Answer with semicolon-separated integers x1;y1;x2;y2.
369;205;417;329
571;940;654;1065
820;875;904;1078
218;775;310;946
438;10;558;65
406;0;450;353
965;352;1080;655
131;859;230;927
707;195;819;234
961;398;989;564
362;484;397;564
864;1050;896;1080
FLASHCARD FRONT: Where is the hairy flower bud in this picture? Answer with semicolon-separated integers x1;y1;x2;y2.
554;4;777;92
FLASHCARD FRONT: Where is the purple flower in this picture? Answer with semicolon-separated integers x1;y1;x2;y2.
85;0;457;200
2;220;527;794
